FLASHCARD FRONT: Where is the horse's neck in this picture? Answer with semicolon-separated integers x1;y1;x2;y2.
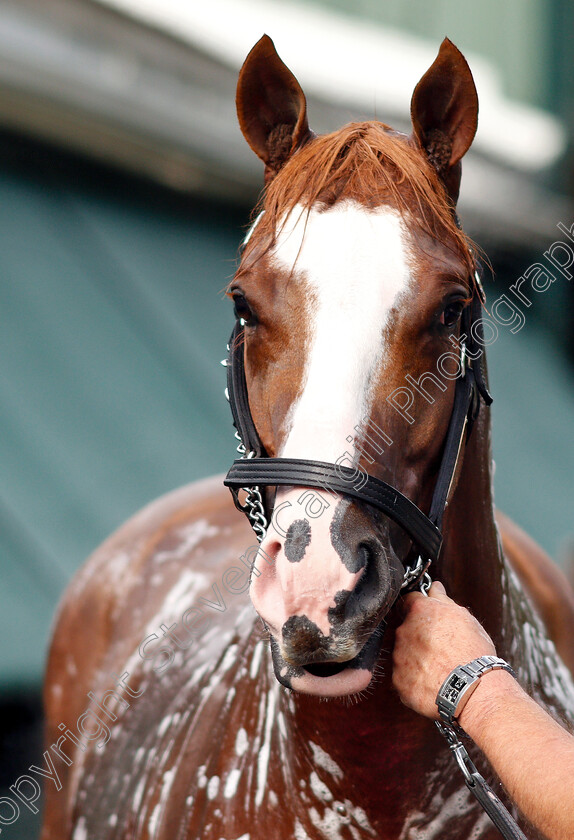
438;406;508;649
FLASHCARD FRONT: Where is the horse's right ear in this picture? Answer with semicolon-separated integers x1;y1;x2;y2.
410;38;478;205
236;35;313;185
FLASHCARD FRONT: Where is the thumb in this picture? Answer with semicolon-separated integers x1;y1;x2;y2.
399;589;426;617
428;580;452;602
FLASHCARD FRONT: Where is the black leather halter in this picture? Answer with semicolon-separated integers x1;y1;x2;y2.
224;273;492;588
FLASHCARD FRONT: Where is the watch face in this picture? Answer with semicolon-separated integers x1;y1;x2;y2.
444;674;466;704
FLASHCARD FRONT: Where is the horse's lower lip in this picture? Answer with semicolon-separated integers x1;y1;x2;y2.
290;665;373;697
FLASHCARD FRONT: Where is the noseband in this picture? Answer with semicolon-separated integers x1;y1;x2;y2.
224;263;492;591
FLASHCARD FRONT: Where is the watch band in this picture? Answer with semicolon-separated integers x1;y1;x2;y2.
436;655;515;726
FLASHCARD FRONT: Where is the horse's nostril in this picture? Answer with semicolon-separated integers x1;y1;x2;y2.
357;541;373;569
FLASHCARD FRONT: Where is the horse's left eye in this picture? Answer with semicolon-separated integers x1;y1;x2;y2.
440;300;465;328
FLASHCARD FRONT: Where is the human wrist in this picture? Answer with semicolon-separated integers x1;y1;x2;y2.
457;667;521;736
435;655;514;728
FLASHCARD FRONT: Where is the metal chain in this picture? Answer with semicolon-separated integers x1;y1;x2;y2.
234;446;269;542
237;450;268;542
401;555;432;594
241;483;268;542
223;362;269;542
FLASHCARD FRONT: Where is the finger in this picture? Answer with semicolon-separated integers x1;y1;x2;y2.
428;580;452;602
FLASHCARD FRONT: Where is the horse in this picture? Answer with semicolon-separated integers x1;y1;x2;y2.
40;36;574;840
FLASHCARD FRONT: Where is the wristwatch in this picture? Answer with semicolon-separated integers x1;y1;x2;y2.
436;655;515;726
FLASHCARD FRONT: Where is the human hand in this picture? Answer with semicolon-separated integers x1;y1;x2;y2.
392;581;497;719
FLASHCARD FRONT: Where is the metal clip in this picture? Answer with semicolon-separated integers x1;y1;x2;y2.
474;269;486;303
436;721;529;839
435;722;477;787
459;341;468;376
401;556;423;589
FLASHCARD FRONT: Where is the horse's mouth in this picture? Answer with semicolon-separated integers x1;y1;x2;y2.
271;622;385;697
303;660;348;678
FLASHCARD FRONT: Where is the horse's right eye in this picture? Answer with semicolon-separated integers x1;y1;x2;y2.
232;292;254;324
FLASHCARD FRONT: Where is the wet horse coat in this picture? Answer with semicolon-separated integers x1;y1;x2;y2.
42;37;574;840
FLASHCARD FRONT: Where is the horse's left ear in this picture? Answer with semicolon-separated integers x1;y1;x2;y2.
236;34;314;184
410;38;478;204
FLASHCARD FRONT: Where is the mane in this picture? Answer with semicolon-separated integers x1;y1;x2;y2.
247;121;477;278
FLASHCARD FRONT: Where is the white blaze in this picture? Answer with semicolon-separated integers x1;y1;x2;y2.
271;201;413;460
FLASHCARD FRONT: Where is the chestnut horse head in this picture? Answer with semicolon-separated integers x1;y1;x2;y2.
227;35;482;698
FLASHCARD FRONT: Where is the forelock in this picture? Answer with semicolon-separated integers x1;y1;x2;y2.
241;121;477;281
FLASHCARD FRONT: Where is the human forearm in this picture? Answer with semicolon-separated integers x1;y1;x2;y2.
392;582;574;840
459;670;574;840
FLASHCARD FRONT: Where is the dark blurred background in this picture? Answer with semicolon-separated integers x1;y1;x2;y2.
1;1;573;836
